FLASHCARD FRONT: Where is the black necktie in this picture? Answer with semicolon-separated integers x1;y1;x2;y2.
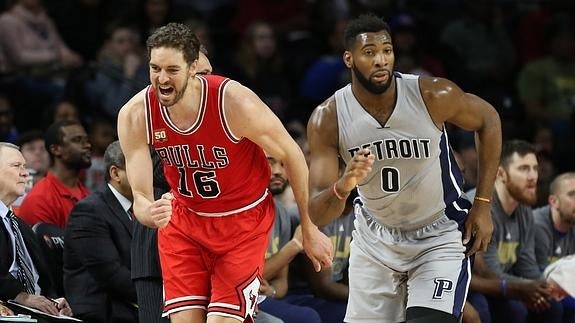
127;206;134;221
7;211;35;294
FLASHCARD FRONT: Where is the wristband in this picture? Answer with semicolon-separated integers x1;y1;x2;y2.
501;279;507;297
332;183;346;200
474;196;491;204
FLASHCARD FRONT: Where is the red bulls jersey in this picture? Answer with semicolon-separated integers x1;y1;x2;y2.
145;75;270;214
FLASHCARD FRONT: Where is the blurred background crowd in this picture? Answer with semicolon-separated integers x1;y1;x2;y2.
0;0;574;194
1;0;575;322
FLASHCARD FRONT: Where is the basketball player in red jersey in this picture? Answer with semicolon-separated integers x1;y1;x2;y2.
117;23;333;323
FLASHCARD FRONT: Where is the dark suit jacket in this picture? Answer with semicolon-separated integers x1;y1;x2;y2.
0;213;57;301
63;185;137;323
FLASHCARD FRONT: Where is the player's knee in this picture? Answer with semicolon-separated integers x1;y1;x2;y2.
406;306;458;323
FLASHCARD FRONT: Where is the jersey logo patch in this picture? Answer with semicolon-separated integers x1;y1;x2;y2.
154;129;168;142
433;278;454;299
240;276;260;317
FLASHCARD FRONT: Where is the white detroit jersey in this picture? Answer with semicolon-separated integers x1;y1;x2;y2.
335;72;470;229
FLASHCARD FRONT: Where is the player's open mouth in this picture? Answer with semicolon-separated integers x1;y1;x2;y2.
159;86;174;96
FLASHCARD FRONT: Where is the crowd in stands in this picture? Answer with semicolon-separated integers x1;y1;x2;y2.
1;0;575;322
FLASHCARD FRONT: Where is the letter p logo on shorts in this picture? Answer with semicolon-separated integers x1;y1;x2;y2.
432;278;453;299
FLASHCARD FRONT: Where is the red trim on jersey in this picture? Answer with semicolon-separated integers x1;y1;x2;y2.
215;78;240;143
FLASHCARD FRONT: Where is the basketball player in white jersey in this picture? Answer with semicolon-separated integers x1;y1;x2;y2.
307;14;502;323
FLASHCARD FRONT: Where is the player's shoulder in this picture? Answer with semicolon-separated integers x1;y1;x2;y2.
418;76;457;92
221;77;249;95
418;76;465;104
220;79;263;110
119;87;147;117
311;95;336;118
308;95;336;131
117;87;149;131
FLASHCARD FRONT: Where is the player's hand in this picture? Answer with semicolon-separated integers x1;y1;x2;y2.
149;192;173;228
339;148;375;192
463;201;493;257
302;225;333;272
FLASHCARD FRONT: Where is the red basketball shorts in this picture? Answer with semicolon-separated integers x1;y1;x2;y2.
158;193;275;321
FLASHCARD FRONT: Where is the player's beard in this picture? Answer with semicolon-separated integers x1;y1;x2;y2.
506;179;537;206
352;64;392;94
171;79;188;107
158;77;189;107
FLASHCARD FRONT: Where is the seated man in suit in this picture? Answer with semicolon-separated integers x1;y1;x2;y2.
0;142;72;317
63;140;137;323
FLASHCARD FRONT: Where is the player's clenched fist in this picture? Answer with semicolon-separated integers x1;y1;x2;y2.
150;192;173;228
340;148;375;192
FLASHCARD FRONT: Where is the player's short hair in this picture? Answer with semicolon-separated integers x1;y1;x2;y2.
500;140;536;169
146;22;200;66
344;14;391;50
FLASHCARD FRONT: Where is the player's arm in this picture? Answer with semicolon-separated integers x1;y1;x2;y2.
422;77;501;208
224;82;333;271
224;82;312;229
422;77;501;255
307;98;347;227
117;90;161;228
307;99;374;227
